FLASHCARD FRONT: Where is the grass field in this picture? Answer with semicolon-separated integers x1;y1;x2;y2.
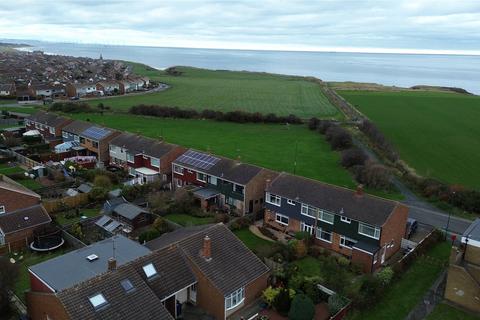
70;113;355;188
350;241;451;320
88;65;340;119
0;106;38;114
233;228;274;251
339;90;480;189
164;213;215;226
426;303;480;320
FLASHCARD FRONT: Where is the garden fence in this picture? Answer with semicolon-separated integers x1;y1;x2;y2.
43;193;90;213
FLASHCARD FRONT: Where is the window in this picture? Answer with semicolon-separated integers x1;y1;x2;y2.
49;127;55;134
275;213;289;225
176;178;183;188
301;222;314;234
142;263;157;278
109;145;114;151
340;216;351;224
301;204;317;218
226;197;235;206
319;211;334;224
266;193;281;206
173;165;184;175
89;293;108;309
225;287;245;310
92;141;99;148
287;199;295;205
120;279;135;293
0;206;5;214
358;223;381;240
74;135;80;142
150;157;160;168
80;137;85;144
126;153;134;163
209;176;217;185
316;227;332;243
233;184;244;195
196;172;207;182
340;235;357;249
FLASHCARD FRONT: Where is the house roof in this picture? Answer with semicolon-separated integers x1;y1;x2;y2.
57;263;173;320
77;183;93;193
462;218;480;246
147;223;270;295
70;82;96;89
29;235;151;291
0;175;41;199
26;111;70;128
62;120;94;135
113;203;148;221
173;149;263;185
110;132;178;159
63;120;116;140
0;204;51;234
0;83;14;91
267;173;399;227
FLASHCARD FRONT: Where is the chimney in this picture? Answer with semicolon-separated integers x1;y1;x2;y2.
202;235;212;261
266;179;271;188
108;257;117;271
355;184;364;197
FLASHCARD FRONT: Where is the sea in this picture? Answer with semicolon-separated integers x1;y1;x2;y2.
14;40;480;94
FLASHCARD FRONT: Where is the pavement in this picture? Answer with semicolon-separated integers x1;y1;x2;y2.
353;138;472;235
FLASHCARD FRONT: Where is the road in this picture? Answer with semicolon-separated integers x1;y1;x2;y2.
353;138;471;235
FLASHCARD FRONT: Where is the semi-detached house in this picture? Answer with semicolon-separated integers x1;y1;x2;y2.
25;111;73;146
109;132;186;185
264;173;408;273
172;149;277;215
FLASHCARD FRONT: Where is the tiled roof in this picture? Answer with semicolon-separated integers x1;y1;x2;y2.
147;223;270;295
0;204;51;234
57;264;173;320
62;120;94;135
110;132;178;159
267;173;398;227
26;111;70;128
63;120;116;140
174;149;263;185
113;203;148;220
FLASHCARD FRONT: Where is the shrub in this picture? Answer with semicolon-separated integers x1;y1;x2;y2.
138;228;161;243
0;257;19;315
336;256;350;267
88;187;108;202
359;161;392;190
273;288;293;316
93;175;112;189
325;126;352;150
50;102;93;113
341;147;368;168
303;277;323;304
359;119;398;162
214;213;230;223
293;240;307;259
262;286;280;307
328;294;349;316
317;120;334;134
376;267;394;286
294;231;311;242
289;294;315;320
152;217;168;233
228;216;252;231
308;117;320;130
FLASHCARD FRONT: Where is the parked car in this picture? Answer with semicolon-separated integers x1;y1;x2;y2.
405;218;418;239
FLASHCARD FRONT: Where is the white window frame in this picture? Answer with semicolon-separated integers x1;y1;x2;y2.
319;210;334;225
275;213;289;226
316;227;332;243
142;263;157;278
89;293;108;309
233;184;244;195
196;172;207;182
126;152;134;163
150;157;160;168
0;206;5;214
173;164;184;175
301;203;317;218
340;235;357;249
209;176;217;185
287;199;295;205
266;193;281;207
49;126;55;134
358;223;381;240
301;222;314;234
176;178;183;188
225;287;245;311
340;216;351;224
73;135;80;143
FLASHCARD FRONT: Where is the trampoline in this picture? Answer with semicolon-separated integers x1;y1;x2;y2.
30;226;65;252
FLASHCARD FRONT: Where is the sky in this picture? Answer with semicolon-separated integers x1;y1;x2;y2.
1;0;480;54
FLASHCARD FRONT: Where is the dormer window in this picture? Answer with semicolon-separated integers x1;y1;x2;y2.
89;293;108;309
142;263;157;278
120;279;135;293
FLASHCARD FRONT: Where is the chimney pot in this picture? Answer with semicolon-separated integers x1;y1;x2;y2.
203;235;211;261
108;257;117;271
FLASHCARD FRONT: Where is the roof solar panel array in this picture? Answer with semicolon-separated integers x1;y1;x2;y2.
176;150;220;170
82;126;112;140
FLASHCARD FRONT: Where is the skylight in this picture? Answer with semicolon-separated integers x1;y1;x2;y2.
89;293;107;309
142;263;157;278
120;279;134;292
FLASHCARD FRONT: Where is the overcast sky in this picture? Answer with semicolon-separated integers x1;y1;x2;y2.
1;0;480;54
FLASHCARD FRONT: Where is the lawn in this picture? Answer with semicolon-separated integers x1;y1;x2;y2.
87;65;340;119
69;113;355;188
16;178;43;190
54;208;102;226
350;241;451;320
0;164;43;190
0;163;25;175
13;249;67;303
164;213;215;226
234;227;274;251
339;90;480;189
0;106;38;114
426;303;480;320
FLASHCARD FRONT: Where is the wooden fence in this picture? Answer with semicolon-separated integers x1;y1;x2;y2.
43;193;90;213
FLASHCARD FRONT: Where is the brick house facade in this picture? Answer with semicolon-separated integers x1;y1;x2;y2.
25;111;73;146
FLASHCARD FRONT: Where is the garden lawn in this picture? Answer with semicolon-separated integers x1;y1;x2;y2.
426;303;480;320
88;65;340;119
69;113;355;189
13;249;67;303
0;163;24;175
54;208;101;226
350;241;451;320
234;228;274;251
164;213;215;226
0;106;38;114
339;90;480;189
16;178;43;190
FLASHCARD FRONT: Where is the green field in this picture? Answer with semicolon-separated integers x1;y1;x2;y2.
233;228;274;251
339;90;480;189
70;113;355;188
88;65;340;118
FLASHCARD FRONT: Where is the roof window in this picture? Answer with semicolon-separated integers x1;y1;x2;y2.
89;293;108;309
120;279;135;293
142;263;157;278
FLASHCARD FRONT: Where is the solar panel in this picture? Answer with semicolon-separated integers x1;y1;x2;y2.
82;126;112;140
177;150;220;170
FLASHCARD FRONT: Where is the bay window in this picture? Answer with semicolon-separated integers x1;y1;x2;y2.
225;287;245;310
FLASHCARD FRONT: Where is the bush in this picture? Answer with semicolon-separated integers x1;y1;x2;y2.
228;216;252;231
325;125;352;150
262;286;280;307
341;147;368;168
273;288;293;316
303;277;323;304
0;257;19;315
138;228;161;243
376;267;394;286
308;117;320;130
328;294;349;316
317;120;334;134
289;294;315;320
50;102;94;113
336;256;350;267
359;119;398;162
88;187;108;202
293;240;307;259
93;175;112;189
214;213;230;223
358;161;392;190
152;217;169;233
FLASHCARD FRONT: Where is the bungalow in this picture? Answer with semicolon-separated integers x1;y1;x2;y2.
109;132;185;185
0;175;51;251
0;83;15;96
96;81;121;95
62;120;120;164
172;149;277;215
263;173;409;273
65;82;97;98
27;224;269;320
25;111;73;146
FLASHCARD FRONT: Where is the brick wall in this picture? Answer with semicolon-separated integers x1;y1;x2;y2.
5;224;49;251
0;189;40;213
351;248;374;273
380;204;409;260
264;209;300;234
27;291;69;320
160;147;187;176
246;169;278;215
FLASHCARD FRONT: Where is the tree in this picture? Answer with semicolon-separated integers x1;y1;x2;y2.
273;288;292;316
341;147;368;168
293;239;307;259
0;257;19;315
88;187;108;202
308;117;320;130
94;175;112;189
289;294;315;320
325;126;352;150
148;192;172;214
152;217;168;233
360;161;391;190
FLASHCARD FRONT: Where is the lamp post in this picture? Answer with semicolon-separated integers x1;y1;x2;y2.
445;191;455;240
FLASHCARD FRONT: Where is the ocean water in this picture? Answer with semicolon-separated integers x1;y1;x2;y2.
17;40;480;94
